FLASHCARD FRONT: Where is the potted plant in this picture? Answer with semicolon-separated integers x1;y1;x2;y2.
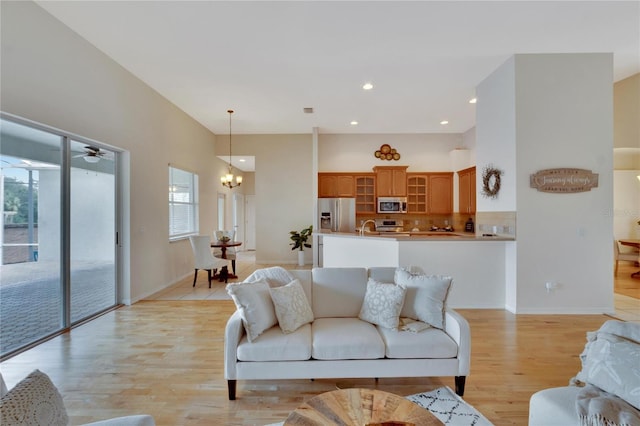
290;225;313;266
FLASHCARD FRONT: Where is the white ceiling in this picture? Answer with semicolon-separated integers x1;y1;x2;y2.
36;1;639;139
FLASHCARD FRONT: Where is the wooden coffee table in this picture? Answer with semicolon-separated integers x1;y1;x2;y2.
284;388;443;425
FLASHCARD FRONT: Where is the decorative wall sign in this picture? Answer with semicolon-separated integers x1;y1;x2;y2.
481;164;502;199
530;168;598;193
374;144;401;161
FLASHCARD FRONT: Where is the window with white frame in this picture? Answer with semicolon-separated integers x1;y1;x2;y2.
169;166;199;239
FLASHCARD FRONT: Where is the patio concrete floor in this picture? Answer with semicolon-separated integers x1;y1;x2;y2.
1;260;115;356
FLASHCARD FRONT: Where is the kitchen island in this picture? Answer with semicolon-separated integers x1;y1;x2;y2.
320;232;515;309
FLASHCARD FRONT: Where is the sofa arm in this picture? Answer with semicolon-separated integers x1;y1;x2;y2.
81;415;155;426
445;309;471;376
224;310;245;380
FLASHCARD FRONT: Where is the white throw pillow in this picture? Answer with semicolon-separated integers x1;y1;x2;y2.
226;280;277;342
395;269;452;329
269;279;314;334
358;278;406;329
0;369;68;426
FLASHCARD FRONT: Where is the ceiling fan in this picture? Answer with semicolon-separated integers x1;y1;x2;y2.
73;146;109;163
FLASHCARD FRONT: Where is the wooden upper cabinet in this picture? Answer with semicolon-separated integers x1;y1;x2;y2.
458;166;476;214
318;173;355;198
373;166;408;197
428;173;453;214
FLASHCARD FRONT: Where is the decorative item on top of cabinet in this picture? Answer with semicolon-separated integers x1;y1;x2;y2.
407;174;428;213
428;173;453;214
373;166;408;197
354;174;376;214
458;166;476;214
318;173;355;198
374;144;401;161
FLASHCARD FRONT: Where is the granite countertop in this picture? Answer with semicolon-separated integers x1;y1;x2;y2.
319;231;515;241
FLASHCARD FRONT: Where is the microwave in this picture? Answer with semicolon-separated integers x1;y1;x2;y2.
377;197;407;214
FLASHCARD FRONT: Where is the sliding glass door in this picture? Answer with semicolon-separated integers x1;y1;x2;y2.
69;140;116;322
0;116;119;358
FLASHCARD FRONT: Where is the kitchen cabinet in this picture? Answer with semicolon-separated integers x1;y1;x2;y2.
428;173;453;214
407;174;428;213
354;174;376;214
318;173;354;198
373;166;408;197
458;166;476;214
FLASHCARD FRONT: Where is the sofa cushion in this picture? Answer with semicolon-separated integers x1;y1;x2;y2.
312;318;385;360
395;269;452;329
0;369;68;426
237;324;312;361
226;280;277;342
312;268;368;318
358;278;406;329
528;386;581;426
269;279;314;334
377;326;458;358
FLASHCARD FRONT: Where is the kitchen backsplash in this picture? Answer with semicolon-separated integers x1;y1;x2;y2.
355;211;516;238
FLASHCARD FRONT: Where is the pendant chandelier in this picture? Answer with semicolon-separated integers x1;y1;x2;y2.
221;109;242;189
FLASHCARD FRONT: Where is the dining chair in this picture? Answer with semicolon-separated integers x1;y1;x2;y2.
214;230;237;275
614;239;638;276
189;235;228;287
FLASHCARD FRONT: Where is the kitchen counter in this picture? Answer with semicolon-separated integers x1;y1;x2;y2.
319;231;514;241
319;232;516;309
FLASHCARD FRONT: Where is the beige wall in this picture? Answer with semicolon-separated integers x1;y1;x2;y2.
477;53;614;314
0;1;227;302
614;73;640;150
318;133;462;172
217;134;313;264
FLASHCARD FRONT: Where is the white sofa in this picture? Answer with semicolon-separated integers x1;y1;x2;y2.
0;369;155;426
224;267;471;400
529;320;640;425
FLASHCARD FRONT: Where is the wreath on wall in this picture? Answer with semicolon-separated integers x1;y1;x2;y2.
481;165;503;199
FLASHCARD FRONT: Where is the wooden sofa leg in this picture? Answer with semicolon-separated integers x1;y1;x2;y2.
455;376;466;396
228;380;236;400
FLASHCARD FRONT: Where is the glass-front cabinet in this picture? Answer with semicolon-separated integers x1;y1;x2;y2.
354;174;375;214
407;174;428;213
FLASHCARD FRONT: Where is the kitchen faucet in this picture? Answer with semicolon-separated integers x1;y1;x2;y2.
359;219;376;236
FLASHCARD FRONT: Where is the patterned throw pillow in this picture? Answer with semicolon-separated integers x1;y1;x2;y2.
226;280;278;342
269;279;314;334
395;269;452;329
0;369;68;426
358;278;406;329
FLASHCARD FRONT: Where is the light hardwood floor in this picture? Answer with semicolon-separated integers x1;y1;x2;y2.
0;251;638;426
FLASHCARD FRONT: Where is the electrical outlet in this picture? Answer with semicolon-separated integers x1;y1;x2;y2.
545;281;558;293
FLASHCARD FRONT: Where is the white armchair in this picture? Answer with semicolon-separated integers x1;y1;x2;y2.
188;235;227;288
614;239;639;276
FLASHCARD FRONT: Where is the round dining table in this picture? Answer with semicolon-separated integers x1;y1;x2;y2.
210;240;242;280
619;239;640;278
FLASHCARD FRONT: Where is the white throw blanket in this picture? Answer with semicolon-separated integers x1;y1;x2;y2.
576;384;640;426
243;266;295;287
571;320;640;426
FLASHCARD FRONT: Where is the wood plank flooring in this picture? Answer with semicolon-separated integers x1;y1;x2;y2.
0;252;637;425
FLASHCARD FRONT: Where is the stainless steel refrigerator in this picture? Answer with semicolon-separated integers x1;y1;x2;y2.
317;198;356;266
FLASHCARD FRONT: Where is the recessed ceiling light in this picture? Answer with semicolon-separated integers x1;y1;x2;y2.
362;83;373;90
469;98;477;104
239;159;246;162
440;120;449;125
350;121;358;126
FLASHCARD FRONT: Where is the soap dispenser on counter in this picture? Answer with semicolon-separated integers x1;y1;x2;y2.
465;217;475;233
